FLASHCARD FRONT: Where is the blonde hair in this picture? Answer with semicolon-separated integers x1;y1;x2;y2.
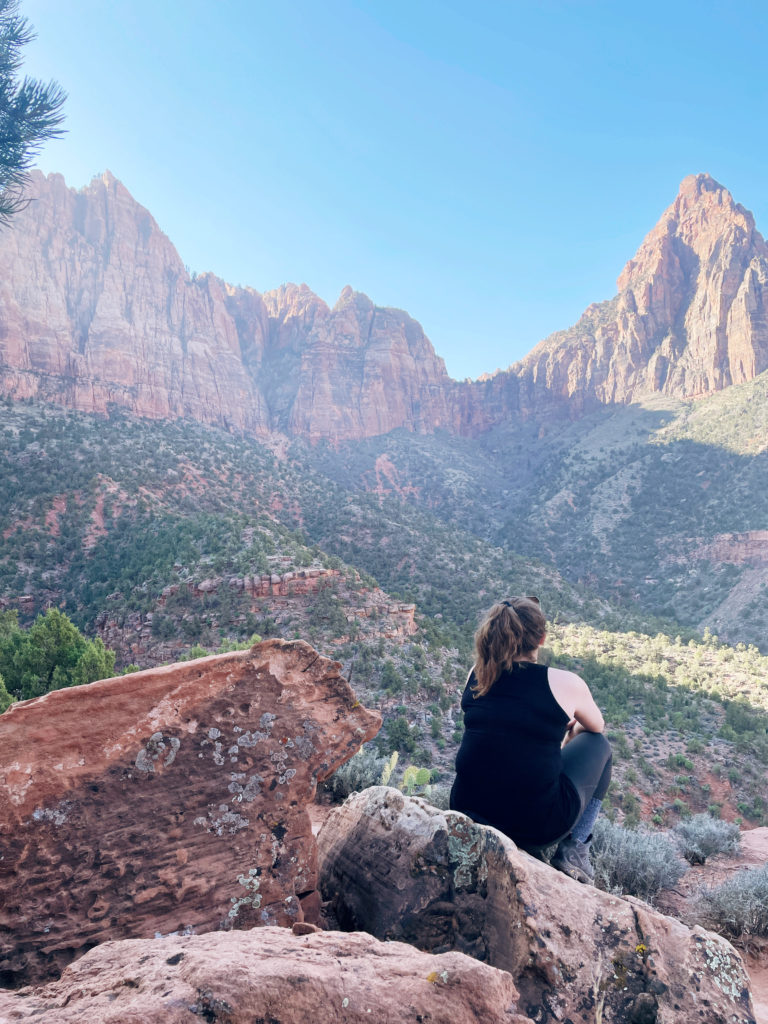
472;597;547;696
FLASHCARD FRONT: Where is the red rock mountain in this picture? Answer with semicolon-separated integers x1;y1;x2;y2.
0;171;766;440
508;173;768;411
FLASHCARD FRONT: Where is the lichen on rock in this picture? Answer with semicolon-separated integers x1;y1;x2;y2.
0;638;380;987
317;786;756;1024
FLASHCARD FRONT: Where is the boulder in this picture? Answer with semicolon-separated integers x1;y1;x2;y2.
0;639;380;987
317;787;756;1024
0;926;532;1023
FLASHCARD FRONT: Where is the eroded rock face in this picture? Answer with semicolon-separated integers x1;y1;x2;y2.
509;173;768;410
317;787;756;1024
0;172;456;441
0;926;532;1023
3;172;768;443
0;639;380;987
0;171;273;435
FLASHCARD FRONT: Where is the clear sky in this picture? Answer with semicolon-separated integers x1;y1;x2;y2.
20;0;768;380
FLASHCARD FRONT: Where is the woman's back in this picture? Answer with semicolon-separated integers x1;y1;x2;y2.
451;663;581;846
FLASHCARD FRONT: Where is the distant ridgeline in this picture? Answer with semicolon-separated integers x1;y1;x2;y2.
0;171;767;442
0;170;765;649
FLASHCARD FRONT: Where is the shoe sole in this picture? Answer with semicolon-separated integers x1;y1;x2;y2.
551;861;594;885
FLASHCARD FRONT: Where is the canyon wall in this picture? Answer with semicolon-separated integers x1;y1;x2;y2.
1;171;767;440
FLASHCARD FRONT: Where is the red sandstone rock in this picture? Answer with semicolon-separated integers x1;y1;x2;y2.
682;530;768;567
508;174;768;411
0;639;380;987
1;171;766;441
282;287;456;440
0;927;532;1023
0;171;272;435
0;173;456;441
318;787;757;1024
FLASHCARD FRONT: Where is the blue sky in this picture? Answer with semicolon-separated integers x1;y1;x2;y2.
21;0;768;379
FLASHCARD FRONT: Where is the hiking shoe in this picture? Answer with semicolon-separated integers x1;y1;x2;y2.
551;836;594;883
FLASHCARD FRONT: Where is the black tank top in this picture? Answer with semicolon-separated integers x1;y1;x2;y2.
450;662;581;845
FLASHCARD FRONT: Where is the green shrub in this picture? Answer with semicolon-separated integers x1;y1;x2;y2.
323;745;387;803
380;660;403;694
695;865;768;939
670;797;690;817
422;783;451;810
180;644;210;661
666;753;694;771
0;673;11;713
386;715;418;753
671;814;740;865
0;608;115;700
591;818;687;902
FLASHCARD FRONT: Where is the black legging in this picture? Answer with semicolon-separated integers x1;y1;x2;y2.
560;731;612;819
513;732;612;853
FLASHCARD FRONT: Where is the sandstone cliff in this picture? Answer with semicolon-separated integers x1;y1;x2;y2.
0;172;455;440
506;173;768;410
0;172;272;434
1;171;767;440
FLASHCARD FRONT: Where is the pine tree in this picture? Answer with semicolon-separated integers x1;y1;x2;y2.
0;0;65;224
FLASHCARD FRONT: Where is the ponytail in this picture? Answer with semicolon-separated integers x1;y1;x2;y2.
472;597;546;696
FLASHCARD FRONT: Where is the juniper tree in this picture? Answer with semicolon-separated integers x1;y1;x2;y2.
0;0;65;224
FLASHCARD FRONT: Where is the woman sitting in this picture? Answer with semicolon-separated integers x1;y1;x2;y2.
449;596;612;883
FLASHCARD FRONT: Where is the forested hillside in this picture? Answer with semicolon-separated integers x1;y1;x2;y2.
2;397;768;828
310;375;768;651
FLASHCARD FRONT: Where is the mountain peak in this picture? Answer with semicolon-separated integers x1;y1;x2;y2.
617;173;763;295
262;282;329;322
333;286;373;312
670;172;752;230
2;168;768;441
677;171;726;197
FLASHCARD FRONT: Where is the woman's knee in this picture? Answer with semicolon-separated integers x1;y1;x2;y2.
572;729;611;758
596;731;612;764
564;730;612;781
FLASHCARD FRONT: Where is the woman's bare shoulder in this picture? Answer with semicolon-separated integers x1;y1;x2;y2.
547;665;587;689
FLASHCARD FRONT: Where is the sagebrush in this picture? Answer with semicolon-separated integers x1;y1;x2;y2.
671;813;740;865
695;865;768;939
591;818;686;902
323;745;387;803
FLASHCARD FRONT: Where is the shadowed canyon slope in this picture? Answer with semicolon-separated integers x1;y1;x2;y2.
1;171;767;440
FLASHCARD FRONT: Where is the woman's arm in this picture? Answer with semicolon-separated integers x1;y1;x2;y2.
548;667;605;734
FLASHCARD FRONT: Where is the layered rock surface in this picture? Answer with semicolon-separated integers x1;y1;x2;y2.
90;567;418;668
0;172;272;434
0;639;380;987
0;926;532;1023
317;787;756;1024
0;171;766;440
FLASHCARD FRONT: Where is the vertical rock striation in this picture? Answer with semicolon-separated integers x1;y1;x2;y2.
0;172;456;440
508;173;768;410
0;171;271;433
1;171;767;440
